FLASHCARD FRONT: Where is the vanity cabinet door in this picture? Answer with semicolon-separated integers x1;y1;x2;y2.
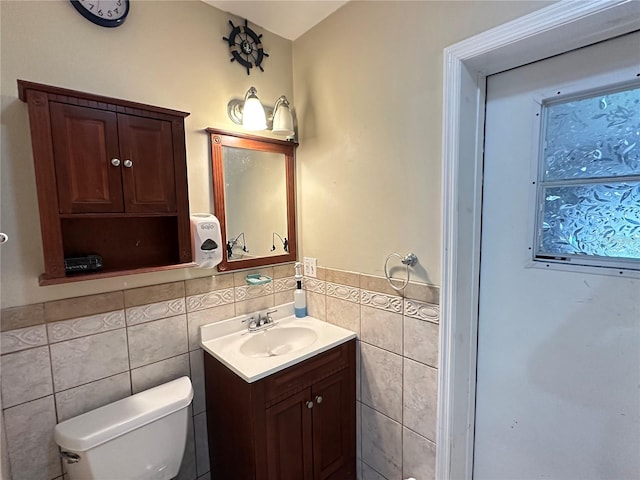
264;368;356;480
265;388;314;480
50;103;124;214
311;369;356;480
203;339;356;480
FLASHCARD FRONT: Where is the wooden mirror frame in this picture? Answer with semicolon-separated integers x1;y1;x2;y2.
206;128;298;272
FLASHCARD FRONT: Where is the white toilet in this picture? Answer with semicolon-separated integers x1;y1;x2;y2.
54;376;194;480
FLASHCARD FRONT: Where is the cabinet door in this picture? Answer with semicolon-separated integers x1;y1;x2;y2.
117;114;177;213
50;103;123;213
265;389;314;480
312;369;356;480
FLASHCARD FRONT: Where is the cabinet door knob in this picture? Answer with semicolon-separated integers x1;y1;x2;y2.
123;159;133;168
306;401;314;409
111;158;121;167
315;395;323;404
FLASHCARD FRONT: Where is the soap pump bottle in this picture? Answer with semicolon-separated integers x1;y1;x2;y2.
294;262;307;318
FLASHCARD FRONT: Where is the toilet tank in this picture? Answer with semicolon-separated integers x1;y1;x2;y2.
55;376;194;480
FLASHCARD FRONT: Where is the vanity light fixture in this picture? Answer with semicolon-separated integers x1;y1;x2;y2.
227;87;296;139
271;96;294;137
240;87;267;130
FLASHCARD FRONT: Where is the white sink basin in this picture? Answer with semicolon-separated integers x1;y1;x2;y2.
240;326;318;357
200;302;356;383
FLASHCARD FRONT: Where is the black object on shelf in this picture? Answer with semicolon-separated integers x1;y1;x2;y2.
64;255;103;274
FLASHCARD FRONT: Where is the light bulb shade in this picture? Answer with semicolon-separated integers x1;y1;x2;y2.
242;90;267;131
272;97;294;137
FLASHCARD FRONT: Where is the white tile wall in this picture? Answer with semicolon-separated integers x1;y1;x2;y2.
126;299;185;326
403;426;437;479
404;316;439;368
50;329;129;391
0;270;438;480
361;404;402;479
360;343;403;422
303;269;440;479
55;372;131;422
186;288;234;312
127;315;188;368
1;324;47;354
361;305;403;354
1;346;53;408
3;396;61;480
47;310;125;342
131;353;190;393
403;358;438;442
194;412;210;477
186;303;235;351
189;350;206;415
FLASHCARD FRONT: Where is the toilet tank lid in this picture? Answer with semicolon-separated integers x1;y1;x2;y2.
54;376;193;452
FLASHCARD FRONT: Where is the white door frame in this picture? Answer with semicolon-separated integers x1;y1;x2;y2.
437;1;640;478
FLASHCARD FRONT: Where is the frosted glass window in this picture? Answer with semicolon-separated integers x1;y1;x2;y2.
535;83;640;270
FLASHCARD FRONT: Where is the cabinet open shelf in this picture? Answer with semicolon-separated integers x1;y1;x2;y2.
39;262;197;286
62;215;180;267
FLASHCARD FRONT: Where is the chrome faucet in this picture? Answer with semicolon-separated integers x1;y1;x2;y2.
243;310;278;332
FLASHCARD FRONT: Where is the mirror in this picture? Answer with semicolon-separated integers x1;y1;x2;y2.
207;128;297;272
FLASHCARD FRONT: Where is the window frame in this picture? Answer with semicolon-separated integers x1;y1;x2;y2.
527;71;640;277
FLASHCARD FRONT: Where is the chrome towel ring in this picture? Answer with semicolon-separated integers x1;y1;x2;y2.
384;252;418;292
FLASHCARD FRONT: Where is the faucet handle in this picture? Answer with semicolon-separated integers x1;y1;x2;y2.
265;309;277;322
242;316;258;330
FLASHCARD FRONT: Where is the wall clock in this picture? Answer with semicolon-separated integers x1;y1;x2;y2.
70;0;129;28
223;19;269;75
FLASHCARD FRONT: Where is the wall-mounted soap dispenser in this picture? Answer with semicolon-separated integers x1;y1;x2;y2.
190;214;223;268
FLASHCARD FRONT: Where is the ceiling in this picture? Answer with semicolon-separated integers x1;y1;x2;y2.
203;1;348;41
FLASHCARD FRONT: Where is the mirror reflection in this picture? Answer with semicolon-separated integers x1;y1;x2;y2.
207;128;297;272
223;146;287;260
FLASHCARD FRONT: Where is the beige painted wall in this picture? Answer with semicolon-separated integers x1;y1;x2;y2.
0;0;551;309
293;0;550;285
0;0;292;308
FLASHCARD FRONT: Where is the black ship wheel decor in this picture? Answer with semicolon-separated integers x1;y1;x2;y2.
223;19;269;75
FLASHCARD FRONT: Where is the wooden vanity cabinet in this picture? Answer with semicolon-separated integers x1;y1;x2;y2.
18;80;192;283
204;339;356;480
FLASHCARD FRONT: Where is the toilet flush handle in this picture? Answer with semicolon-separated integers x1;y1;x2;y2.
60;451;81;464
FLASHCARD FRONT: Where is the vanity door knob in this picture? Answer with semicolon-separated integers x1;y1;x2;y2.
111;158;121;167
315;395;323;404
123;159;133;168
306;401;314;409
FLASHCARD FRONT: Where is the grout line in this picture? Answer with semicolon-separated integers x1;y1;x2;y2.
362;459;391;480
53;370;131;397
401;332;405;480
403;423;436;445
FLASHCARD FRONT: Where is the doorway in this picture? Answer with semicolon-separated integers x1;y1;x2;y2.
438;2;640;478
474;32;640;479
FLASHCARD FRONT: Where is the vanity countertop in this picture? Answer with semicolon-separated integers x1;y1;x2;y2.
200;302;356;383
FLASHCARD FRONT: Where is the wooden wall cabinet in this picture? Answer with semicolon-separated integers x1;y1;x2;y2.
204;340;357;480
18;80;193;284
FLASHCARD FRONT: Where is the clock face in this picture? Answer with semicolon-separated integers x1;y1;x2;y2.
70;0;129;28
